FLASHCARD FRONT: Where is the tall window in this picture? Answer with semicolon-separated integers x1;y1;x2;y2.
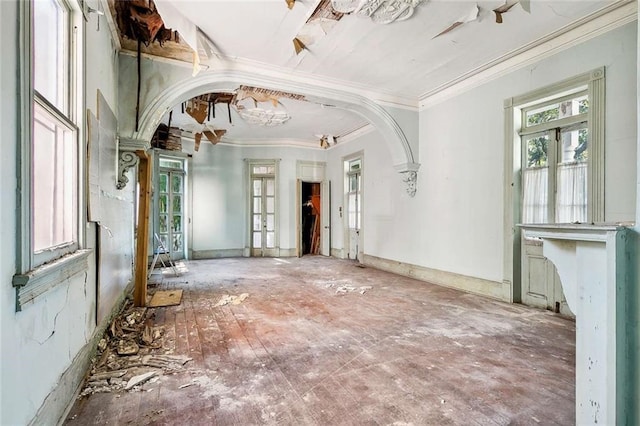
16;0;81;271
521;92;589;224
31;0;78;265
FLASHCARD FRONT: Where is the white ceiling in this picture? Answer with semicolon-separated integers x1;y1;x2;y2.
150;0;618;147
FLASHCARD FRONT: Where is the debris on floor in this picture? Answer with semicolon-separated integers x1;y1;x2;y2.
215;293;249;306
148;289;183;307
78;298;192;397
335;285;373;295
315;279;373;295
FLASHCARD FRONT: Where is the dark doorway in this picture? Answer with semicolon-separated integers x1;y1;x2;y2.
301;182;321;255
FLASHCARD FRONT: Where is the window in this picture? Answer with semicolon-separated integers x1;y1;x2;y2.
13;0;86;310
521;92;590;224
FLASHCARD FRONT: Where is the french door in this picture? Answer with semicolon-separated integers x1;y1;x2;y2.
250;163;278;257
157;160;185;260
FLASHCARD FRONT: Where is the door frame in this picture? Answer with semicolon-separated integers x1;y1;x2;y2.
245;159;280;257
295;161;329;257
343;152;364;262
152;150;189;261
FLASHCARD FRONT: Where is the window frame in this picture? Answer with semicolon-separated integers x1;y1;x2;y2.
13;0;89;311
502;67;605;303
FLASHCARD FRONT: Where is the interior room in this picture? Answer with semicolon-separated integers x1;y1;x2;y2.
1;0;639;424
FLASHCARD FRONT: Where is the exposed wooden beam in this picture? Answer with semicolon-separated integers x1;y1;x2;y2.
133;150;151;307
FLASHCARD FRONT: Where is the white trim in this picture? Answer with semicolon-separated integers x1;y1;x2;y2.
336;123;376;145
12;249;92;311
119;50;418;110
134;70;419;173
192;249;245;259
362;254;506;301
419;0;637;109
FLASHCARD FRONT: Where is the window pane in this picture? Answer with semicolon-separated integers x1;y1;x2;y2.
172;195;182;213
522;167;548;224
266;214;275;231
34;0;66;111
348;193;357;229
266;232;275;248
33;103;76;251
266;197;275;214
560;127;588;164
253;179;261;196
159;159;182;169
173;234;183;251
525;134;549;168
253;197;261;213
525;94;587;127
172;215;181;232
159;214;168;233
172;174;182;194
253;215;262;231
159;194;168;213
159;173;168;193
253;232;261;248
266;179;275;196
556;162;587;223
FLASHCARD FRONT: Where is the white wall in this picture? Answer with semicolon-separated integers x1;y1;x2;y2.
324;23;637;296
0;2;128;424
417;22;636;285
190;142;328;256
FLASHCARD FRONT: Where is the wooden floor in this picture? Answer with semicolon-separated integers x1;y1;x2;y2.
65;257;576;425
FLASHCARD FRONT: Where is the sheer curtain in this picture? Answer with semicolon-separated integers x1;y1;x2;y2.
556;162;587;223
522;167;548;224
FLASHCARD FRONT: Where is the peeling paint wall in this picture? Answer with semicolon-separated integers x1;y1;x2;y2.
0;1;127;424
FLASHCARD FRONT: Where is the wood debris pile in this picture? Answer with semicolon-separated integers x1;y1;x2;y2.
79;298;191;397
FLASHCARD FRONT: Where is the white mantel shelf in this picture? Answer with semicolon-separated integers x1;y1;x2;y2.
518;222;630;426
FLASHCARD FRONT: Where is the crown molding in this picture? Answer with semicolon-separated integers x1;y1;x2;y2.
418;0;637;110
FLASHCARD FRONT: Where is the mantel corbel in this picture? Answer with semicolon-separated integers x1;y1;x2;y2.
117;138;150;190
394;162;420;197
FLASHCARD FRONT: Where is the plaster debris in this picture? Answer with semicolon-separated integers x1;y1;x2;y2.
125;371;159;390
117;339;140;355
78;296;192;398
215;293;250;307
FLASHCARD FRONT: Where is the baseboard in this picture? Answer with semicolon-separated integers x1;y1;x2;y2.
330;248;345;259
192;249;244;259
278;248;297;257
362;254;505;300
29;281;135;426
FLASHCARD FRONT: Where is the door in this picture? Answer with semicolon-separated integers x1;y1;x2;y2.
251;176;277;257
157;165;185;260
346;159;362;261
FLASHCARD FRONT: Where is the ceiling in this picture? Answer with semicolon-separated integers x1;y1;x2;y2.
108;0;621;148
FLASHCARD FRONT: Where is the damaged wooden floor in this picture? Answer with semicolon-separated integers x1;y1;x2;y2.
65;257;576;425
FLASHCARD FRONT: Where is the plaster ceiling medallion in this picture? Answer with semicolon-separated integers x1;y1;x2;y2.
331;0;360;14
233;86;305;127
356;0;425;24
235;106;291;127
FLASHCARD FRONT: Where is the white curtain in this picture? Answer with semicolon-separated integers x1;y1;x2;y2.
522;167;548;224
556;162;587;223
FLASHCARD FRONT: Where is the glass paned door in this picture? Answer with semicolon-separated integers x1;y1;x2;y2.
158;169;185;260
251;177;277;256
346;159;362;261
